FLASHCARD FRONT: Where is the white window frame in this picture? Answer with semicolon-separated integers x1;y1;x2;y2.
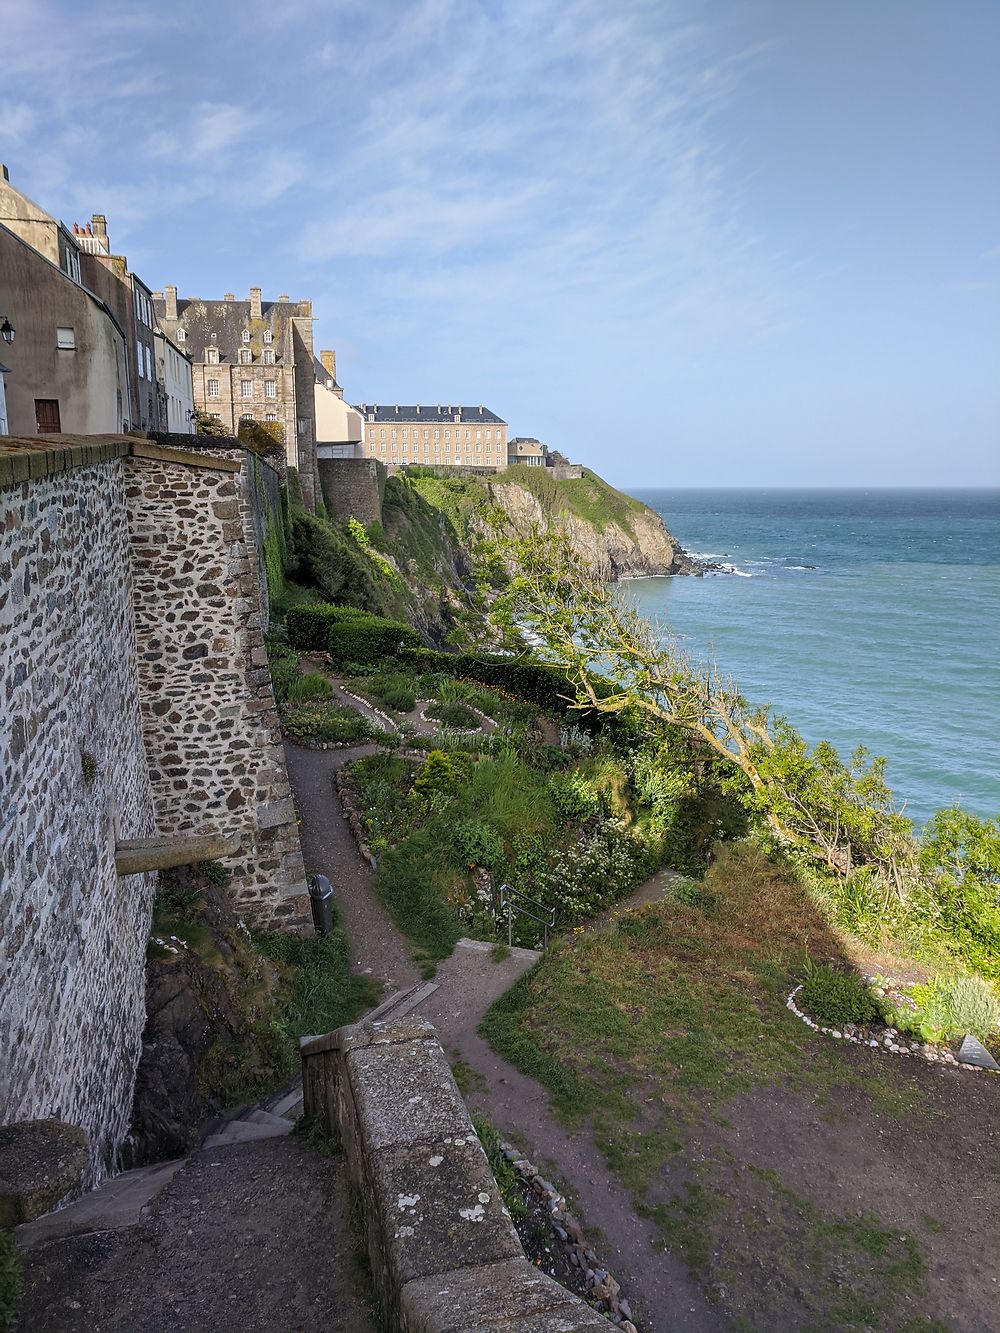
264;380;277;399
56;326;76;350
176;328;186;342
207;347;219;364
242;329;251;343
262;349;275;364
239;348;252;364
207;379;220;398
240;380;253;399
263;329;273;344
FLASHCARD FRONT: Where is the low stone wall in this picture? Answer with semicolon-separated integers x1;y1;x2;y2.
301;1016;606;1331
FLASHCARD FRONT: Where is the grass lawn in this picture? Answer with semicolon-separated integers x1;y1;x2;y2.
481;841;999;1331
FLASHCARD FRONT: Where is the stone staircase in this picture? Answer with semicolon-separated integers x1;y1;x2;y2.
17;1085;303;1248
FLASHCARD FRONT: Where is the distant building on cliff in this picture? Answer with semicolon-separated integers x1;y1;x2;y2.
357;403;508;470
152;286;319;507
507;436;546;467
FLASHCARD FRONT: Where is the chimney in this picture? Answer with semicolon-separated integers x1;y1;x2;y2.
91;213;107;239
479;405;483;415
416;405;421;414
320;349;336;379
224;292;235;302
250;287;262;319
151;290;162;299
278;293;289;302
164;284;178;321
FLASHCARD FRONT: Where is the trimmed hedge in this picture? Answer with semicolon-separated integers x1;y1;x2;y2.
286;603;372;651
400;647;574;713
287;602;421;665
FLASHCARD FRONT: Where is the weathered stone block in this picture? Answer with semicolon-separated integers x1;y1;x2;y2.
399;1258;609;1331
0;1119;90;1226
347;1037;470;1153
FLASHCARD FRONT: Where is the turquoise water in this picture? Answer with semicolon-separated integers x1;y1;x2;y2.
625;489;1000;828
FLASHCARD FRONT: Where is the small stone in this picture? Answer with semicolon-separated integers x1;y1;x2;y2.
831;1030;842;1039
623;1323;639;1333
620;1298;633;1321
553;1224;567;1240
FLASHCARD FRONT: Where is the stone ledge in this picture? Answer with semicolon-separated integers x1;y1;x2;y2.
302;1016;606;1330
0;435;131;491
129;440;242;472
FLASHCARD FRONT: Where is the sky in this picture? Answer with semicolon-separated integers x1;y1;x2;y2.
2;0;998;487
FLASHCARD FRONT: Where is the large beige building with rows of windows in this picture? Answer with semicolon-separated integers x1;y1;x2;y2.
357;403;508;470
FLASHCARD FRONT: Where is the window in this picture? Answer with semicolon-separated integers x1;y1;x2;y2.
241;413;254;422
136;339;144;375
391;429;397;442
380;429;386;440
145;345;152;380
35;399;61;432
240;380;253;399
241;329;250;343
265;412;278;421
297;418;306;435
176;328;186;342
239;348;252;364
207;379;220;398
263;330;273;344
434;429;440;440
56;326;76;350
476;430;481;441
210;413;221;422
207;347;219;364
264;380;276;399
262;349;275;364
486;429;491;441
465;429;471;440
445;430;450;441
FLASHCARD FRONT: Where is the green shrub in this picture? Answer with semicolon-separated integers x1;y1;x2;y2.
799;962;879;1027
328;613;421;668
890;974;1000;1043
375;826;463;963
452;818;505;871
426;701;481;730
290;509;386;611
672;877;718;914
547;771;600;822
286;603;350;650
382;684;417;713
284;672;333;703
412;750;456;802
280;701;377;743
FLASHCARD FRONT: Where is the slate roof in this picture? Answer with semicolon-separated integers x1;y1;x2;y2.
354;403;506;425
152;296;310;361
313;355;341;389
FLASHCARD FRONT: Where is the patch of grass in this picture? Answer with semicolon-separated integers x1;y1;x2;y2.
471;1113;529;1224
425;700;481;730
799;960;879;1027
254;918;381;1046
490;942;511;963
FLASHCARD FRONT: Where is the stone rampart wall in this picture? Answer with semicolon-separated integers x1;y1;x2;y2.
125;445;308;928
318;457;386;527
301;1016;606;1331
0;454;158;1185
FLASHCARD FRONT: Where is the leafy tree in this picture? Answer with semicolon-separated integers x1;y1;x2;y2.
485;526;916;891
920;808;1000;977
194;408;229;436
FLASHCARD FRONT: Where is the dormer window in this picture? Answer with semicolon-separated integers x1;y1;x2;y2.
206;346;219;364
176;328;186;342
239;348;252;364
263;330;273;344
241;329;251;343
263;349;275;364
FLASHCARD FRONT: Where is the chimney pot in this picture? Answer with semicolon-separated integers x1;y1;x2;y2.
278;293;289;302
224;292;234;302
91;214;107;238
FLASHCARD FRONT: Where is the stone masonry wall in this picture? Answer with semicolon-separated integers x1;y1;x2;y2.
302;1016;606;1332
318;456;386;526
125;445;309;928
0;452;158;1186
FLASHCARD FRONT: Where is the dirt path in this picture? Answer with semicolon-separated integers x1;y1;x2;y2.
18;1136;373;1332
284;741;421;994
285;740;722;1328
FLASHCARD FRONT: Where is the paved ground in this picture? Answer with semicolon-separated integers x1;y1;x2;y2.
284;741;421;995
18;1137;374;1332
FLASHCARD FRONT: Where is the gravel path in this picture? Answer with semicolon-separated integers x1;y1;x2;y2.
19;1137;374;1332
284;741;421;994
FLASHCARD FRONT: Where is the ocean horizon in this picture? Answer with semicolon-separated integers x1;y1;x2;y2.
623;486;1000;828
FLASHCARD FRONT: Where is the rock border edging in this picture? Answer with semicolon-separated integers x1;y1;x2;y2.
786;983;999;1073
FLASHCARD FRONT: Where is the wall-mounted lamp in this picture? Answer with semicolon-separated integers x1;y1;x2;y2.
0;318;14;345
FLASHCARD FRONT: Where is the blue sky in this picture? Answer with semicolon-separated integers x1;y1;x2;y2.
3;0;998;486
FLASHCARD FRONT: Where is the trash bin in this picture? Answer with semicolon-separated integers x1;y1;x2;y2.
309;874;334;936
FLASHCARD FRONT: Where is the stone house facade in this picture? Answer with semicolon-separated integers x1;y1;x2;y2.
358;403;508;470
314;349;362;459
73;214;167;433
152;287;319;509
0;220;130;436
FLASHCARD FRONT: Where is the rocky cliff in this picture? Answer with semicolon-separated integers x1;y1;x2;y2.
481;469;701;579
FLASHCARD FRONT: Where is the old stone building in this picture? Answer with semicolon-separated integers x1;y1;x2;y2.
507;436;547;467
73;213;171;433
0;220;131;435
152;287;319;508
358;402;508;470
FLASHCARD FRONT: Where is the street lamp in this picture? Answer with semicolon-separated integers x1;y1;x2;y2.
0;318;14;345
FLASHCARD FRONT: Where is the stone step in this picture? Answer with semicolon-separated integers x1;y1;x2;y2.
201;1114;293;1150
364;979;440;1024
16;1158;186;1247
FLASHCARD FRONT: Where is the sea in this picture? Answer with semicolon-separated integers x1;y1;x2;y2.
623;489;1000;830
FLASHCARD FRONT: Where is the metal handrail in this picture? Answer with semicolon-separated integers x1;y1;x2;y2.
499;883;556;949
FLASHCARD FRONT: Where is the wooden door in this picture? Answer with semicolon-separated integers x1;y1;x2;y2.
35;399;61;433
